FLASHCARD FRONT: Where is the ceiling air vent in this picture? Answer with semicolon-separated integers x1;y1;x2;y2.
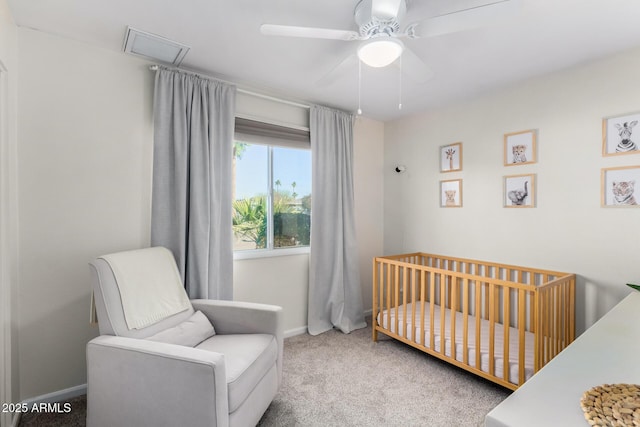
123;27;190;66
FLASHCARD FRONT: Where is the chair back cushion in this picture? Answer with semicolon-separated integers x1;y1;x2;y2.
90;247;195;338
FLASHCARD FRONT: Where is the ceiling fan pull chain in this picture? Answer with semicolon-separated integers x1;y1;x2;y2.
357;59;363;115
398;54;403;110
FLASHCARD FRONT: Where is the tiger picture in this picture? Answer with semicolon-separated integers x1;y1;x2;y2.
612;180;637;205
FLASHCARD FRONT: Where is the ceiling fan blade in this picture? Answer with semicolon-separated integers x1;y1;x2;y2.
407;0;520;39
371;0;404;20
260;24;360;41
397;47;433;84
315;53;359;87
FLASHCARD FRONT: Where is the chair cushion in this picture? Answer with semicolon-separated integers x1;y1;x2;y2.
195;334;277;412
144;311;215;347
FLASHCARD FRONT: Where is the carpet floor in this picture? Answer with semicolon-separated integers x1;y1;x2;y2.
19;319;510;426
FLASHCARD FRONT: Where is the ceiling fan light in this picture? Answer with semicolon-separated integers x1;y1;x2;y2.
357;37;404;68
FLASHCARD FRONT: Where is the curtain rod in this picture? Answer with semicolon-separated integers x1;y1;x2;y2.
149;65;311;110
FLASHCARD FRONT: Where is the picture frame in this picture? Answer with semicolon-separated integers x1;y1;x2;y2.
601;165;640;207
440;142;463;173
504;130;537;166
504;174;535;208
602;112;640;156
440;179;462;208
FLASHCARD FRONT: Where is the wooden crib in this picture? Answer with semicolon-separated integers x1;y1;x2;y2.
372;253;576;390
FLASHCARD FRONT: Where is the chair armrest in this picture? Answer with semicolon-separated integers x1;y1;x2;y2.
86;335;228;427
191;299;282;336
191;299;284;385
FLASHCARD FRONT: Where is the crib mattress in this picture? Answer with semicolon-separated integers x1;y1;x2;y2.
377;303;534;385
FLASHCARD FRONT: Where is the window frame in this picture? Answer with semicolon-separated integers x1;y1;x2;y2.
232;120;311;259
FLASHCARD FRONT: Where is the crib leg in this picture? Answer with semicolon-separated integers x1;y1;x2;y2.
372;326;378;342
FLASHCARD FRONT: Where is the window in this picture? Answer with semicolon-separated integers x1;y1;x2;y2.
233;118;311;254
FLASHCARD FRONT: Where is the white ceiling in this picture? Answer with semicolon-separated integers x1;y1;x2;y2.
8;0;640;121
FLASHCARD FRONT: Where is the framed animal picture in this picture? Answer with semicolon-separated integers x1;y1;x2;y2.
440;179;462;208
504;130;537;166
602;112;640;156
601;166;640;207
440;142;462;173
504;174;535;208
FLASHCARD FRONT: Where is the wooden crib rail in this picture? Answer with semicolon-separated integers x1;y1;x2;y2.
534;274;576;371
373;254;575;390
382;252;569;282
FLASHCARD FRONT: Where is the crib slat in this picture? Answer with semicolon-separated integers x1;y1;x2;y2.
552;285;557;357
503;286;510;383
545;288;550;364
450;274;458;360
403;266;408;339
386;264;392;334
534;290;540;372
564;280;570;347
412;268;417;342
518;288;526;385
475;280;482;371
549;287;553;362
395;264;400;337
539;288;544;367
463;279;469;365
529;290;535;334
541;290;549;366
549;286;554;358
420;269;426;348
562;280;567;348
440;272;446;355
544;288;549;366
556;283;561;354
430;271;436;350
446;265;452;309
489;283;496;376
549;287;553;363
484;282;490;320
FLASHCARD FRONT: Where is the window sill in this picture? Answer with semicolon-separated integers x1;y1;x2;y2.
233;246;310;261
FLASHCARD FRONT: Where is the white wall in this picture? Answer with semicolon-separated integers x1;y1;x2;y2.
234;254;310;334
16;27;154;399
384;47;640;335
0;0;18;423
233;116;385;334
353;117;385;313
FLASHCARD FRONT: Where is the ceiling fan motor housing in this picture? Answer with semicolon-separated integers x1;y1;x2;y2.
355;0;406;38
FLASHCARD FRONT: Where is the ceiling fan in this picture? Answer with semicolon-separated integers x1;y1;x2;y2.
261;0;519;83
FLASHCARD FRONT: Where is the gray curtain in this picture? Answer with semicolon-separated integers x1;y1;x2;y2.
151;68;235;300
308;105;366;335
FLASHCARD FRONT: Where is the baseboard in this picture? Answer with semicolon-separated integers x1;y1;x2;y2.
283;309;373;339
21;384;87;407
284;326;308;338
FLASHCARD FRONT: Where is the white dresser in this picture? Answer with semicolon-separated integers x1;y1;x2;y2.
485;291;640;426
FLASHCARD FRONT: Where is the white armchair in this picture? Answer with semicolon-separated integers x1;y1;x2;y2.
86;247;283;427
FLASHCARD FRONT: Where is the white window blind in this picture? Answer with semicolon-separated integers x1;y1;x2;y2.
234;117;310;149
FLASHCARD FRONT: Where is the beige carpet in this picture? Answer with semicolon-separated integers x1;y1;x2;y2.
258;318;510;426
19;319;510;426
